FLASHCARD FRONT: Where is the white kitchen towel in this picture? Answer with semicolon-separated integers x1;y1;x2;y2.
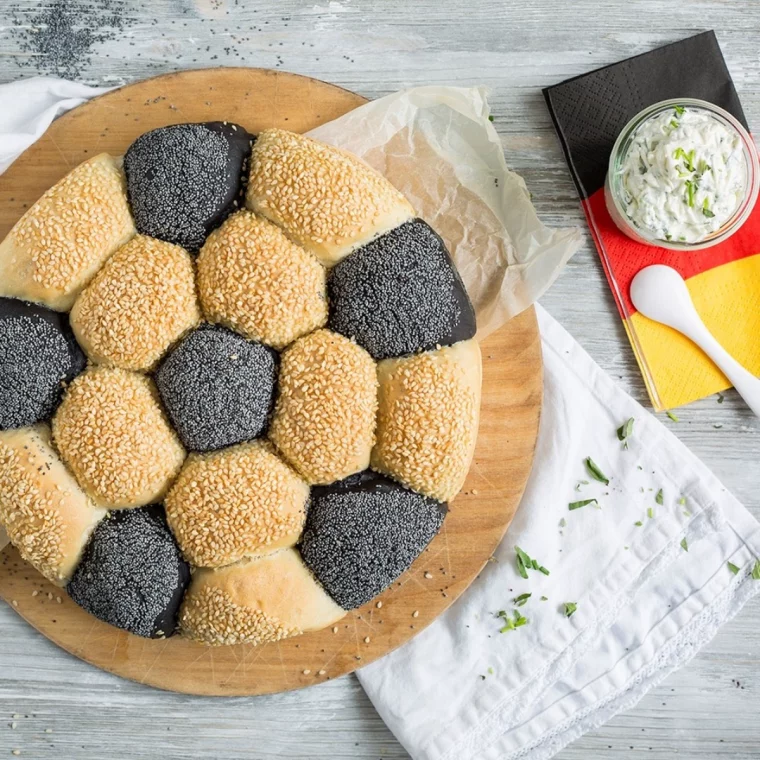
358;304;760;760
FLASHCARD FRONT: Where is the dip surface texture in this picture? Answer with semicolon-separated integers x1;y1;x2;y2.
619;106;747;243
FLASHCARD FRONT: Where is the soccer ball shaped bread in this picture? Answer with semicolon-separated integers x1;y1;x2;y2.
0;123;480;646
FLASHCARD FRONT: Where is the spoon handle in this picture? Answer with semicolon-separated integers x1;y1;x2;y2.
680;319;760;418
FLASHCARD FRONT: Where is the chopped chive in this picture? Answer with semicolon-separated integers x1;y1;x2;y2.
538;565;550;576
666;410;679;422
488;667;494;675
680;538;688;552
674;105;685;116
617;417;635;442
499;622;514;633
569;498;598;511
683;510;692;517
516;553;528;579
563;602;577;617
647;507;654;519
678;496;686;506
531;558;539;570
670;119;679;129
634;520;643;527
728;561;740;575
514;593;532;607
685;179;697;207
585;457;609;485
752;561;760;580
655;489;664;505
540;595;549;601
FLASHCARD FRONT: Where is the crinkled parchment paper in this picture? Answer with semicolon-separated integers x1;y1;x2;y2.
308;86;582;338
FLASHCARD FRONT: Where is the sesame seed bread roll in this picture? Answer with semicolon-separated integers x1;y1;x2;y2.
372;339;482;502
52;367;186;509
180;549;346;646
270;329;378;485
246;129;414;267
0;425;106;585
70;235;200;372
197;211;327;349
165;440;308;568
0;154;135;311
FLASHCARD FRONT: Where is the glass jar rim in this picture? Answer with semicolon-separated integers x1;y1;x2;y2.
606;98;760;251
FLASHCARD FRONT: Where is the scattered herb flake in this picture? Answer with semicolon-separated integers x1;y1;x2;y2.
717;393;725;404
680;538;688;552
488;666;494;675
647;507;654;519
752;561;760;581
559;518;566;528
678;497;686;506
585;457;610;485
488;114;494;122
666;410;679;422
569;498;598;511
514;593;532;607
617;417;635;442
634;521;643;527
655;489;664;505
674;105;685;116
728;561;740;576
563;602;577;617
540;595;549;601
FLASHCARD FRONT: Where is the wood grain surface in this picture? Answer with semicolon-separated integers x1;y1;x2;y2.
0;68;542;696
0;1;758;758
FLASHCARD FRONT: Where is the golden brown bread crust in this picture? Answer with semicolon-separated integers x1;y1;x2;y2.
164;440;308;568
70;234;200;372
371;339;482;502
52;367;186;509
0;425;106;585
197;211;327;349
180;549;346;646
270;329;378;485
0;154;135;311
246;129;414;267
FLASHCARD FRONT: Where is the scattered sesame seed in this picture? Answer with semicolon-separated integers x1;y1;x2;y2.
302;669;311;675
376;601;383;608
318;669;326;675
413;610;419;618
364;636;370;644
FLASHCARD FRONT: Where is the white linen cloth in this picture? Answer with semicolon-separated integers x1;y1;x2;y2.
0;77;758;760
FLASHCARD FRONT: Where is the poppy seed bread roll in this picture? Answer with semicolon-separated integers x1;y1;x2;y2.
164;440;308;568
180;549;346;646
0;154;135;311
372;339;482;502
246;129;414;267
70;235;200;372
0;425;106;585
270;329;378;485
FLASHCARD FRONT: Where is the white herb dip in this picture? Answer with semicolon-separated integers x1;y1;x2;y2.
618;106;747;243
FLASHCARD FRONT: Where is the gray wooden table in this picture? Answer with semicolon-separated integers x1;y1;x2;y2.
1;1;758;758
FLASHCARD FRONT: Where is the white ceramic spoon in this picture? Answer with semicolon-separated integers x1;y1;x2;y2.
630;264;760;418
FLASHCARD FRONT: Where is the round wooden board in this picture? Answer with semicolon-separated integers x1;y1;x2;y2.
0;68;543;696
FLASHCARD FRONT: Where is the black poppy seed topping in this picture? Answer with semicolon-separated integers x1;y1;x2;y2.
327;218;477;360
67;504;191;639
0;298;85;430
156;323;278;453
301;470;447;610
124;122;253;252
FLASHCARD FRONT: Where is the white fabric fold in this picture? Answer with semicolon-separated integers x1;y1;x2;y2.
357;305;760;760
